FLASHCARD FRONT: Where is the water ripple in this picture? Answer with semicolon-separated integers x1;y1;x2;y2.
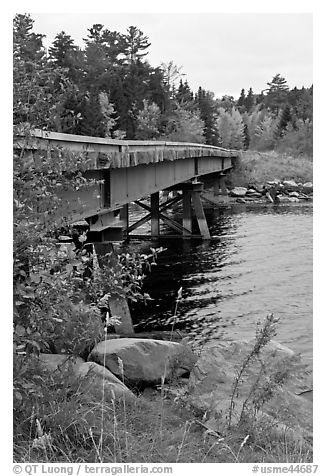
129;203;312;364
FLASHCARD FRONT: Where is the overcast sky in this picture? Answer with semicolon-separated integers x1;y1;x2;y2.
29;13;312;99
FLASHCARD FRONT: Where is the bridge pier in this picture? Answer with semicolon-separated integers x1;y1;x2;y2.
125;181;210;240
182;190;192;236
214;172;228;196
120;204;129;240
151;192;160;236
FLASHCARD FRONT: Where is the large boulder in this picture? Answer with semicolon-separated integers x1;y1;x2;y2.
74;362;135;402
230;187;247;197
88;338;197;384
187;340;312;435
38;354;135;402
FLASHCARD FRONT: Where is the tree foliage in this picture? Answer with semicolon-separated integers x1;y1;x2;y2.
13;15;162;416
13;14;312;156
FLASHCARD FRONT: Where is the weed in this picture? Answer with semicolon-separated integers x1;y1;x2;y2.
228;313;279;429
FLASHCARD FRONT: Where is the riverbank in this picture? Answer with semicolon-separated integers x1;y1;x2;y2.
14;317;313;464
228;150;313;188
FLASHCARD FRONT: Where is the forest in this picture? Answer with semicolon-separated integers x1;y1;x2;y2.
14;13;313;156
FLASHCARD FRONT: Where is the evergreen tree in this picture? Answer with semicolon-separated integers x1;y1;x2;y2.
244;87;254;112
237;88;246;107
195;87;219;145
13;13;45;62
176;79;194;106
125;26;150;64
49;32;77;66
277;104;292;137
148;67;169;113
295;87;313;122
49;31;84;83
243;123;250;150
265;74;289;114
79;92;107;137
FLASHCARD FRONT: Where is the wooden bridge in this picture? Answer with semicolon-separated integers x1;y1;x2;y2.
14;130;240;241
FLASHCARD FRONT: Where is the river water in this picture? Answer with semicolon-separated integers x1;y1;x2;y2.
125;202;313;367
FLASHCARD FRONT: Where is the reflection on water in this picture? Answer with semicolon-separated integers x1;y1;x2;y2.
126;203;313;365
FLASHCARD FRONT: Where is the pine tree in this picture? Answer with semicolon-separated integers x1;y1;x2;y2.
13;13;45;62
125;26;150;64
176;79;194;106
195;88;219;145
79;92;106;137
237;88;246;107
244;87;254;112
265;74;289;114
277;104;292;137
243;123;250;150
148;67;169;113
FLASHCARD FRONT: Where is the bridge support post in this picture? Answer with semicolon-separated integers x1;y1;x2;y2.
151;192;160;236
214;173;228;196
120;204;129;239
191;189;210;239
182;190;192;236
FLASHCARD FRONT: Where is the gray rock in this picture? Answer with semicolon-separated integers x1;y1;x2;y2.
187;340;312;435
74;362;135;402
88;338;197;384
302;182;313;193
283;180;299;191
230;187;247;197
266;180;280;187
246;190;262;198
278;195;291;202
289;191;300;198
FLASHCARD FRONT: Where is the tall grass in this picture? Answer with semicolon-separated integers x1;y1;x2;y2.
228;150;313;188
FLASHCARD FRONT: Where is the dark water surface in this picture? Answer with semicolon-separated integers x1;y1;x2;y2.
124;203;313;366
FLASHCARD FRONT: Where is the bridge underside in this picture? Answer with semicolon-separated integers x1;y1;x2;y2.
83;163;231;242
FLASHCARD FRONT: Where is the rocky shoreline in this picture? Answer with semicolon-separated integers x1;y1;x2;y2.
39;334;313;444
227;179;313;204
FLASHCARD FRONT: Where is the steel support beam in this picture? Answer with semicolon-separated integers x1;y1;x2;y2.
191;191;210;239
182;190;192;236
151;192;160;236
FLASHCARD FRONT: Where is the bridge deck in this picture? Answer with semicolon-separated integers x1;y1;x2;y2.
14;129;239;170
